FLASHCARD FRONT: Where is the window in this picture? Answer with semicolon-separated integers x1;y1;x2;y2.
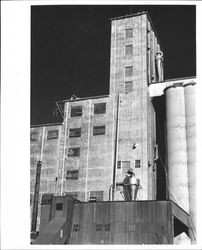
96;224;110;232
89;191;103;202
73;224;80;232
64;192;78;199
96;224;103;232
93;126;105;136
125;81;133;93
56;203;63;210
70;106;82;117
125;45;133;55
125;28;133;38
125;66;133;77
47;130;58;139
41;194;53;205
67;147;80;157
69;128;81;138
30;132;37;141
117;161;122;169
94;103;106;114
135;159;141;168
121;161;131;173
66;170;79;180
117;161;131;172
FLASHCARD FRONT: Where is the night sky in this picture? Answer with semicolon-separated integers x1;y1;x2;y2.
31;5;196;125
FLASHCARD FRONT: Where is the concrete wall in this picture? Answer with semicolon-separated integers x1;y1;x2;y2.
30;124;63;230
61;96;115;202
110;14;148;96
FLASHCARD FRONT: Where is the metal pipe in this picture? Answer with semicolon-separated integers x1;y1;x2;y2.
31;161;42;232
85;100;91;201
61;103;68;195
112;93;120;201
40;126;45;161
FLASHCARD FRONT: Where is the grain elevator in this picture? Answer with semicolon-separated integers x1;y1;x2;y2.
30;11;196;244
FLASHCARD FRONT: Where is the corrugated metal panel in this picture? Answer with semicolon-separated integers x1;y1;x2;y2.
70;201;174;244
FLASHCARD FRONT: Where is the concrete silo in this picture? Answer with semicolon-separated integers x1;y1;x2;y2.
165;83;189;213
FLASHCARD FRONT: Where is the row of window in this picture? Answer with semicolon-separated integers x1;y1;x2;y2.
71;102;106;117
65;160;140;182
31;130;59;141
69;125;105;138
31;125;106;142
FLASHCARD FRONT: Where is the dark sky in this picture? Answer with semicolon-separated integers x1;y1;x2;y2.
31;5;196;125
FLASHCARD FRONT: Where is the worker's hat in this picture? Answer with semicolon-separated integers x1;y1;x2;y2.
127;168;134;174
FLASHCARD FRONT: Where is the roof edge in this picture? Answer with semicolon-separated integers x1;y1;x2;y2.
31;122;63;128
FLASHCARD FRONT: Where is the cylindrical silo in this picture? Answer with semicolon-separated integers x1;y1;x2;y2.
165;84;189;213
184;83;196;237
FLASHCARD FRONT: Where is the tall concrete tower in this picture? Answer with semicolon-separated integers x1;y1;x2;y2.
109;12;163;200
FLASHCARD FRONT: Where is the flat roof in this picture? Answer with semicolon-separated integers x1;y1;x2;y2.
110;11;148;21
31;122;63;128
56;94;110;104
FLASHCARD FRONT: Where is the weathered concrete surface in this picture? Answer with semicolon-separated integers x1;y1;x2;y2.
184;83;196;239
30;124;63;230
165;85;189;213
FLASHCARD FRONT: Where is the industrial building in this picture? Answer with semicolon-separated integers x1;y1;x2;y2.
30;11;196;244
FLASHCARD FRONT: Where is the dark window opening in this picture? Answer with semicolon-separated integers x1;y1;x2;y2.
135;160;141;168
47;130;58;139
96;224;103;231
64;192;78;199
70;106;82;117
69;128;81;138
125;81;133;93
67;147;80;157
66;170;79;180
125;28;133;38
125;45;133;55
94;103;106;114
93;126;105;136
117;161;122;169
125;66;133;77
89;191;103;202
56;203;63;210
96;224;110;232
30;132;37;141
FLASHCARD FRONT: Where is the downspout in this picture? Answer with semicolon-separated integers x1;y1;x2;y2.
31;126;45;233
112;93;120;201
61;103;68;196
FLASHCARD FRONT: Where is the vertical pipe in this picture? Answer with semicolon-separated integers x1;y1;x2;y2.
85;99;91;201
61;103;68;196
40;127;45;161
31;161;42;232
31;126;45;233
165;84;189;212
184;83;196;240
112;93;120;201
